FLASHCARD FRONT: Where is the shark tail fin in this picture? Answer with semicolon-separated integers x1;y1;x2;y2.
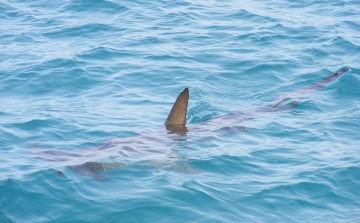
319;68;350;84
264;68;351;112
165;88;189;125
302;68;351;92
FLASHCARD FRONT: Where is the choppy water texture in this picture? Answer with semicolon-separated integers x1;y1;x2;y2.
1;0;360;222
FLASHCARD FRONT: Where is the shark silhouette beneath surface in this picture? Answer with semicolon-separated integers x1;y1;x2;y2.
31;68;350;180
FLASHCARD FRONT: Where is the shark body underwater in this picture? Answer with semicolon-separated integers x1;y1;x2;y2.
31;68;350;180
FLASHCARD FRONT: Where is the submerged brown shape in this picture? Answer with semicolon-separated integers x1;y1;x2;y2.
30;68;352;181
165;88;189;125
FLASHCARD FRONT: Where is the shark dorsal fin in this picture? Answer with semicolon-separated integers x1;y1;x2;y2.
165;88;189;125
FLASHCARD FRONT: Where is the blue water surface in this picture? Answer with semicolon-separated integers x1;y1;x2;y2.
1;0;360;222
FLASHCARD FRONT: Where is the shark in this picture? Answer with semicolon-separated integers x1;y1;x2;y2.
31;68;350;180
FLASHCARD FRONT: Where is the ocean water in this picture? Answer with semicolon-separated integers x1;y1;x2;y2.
1;0;360;222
